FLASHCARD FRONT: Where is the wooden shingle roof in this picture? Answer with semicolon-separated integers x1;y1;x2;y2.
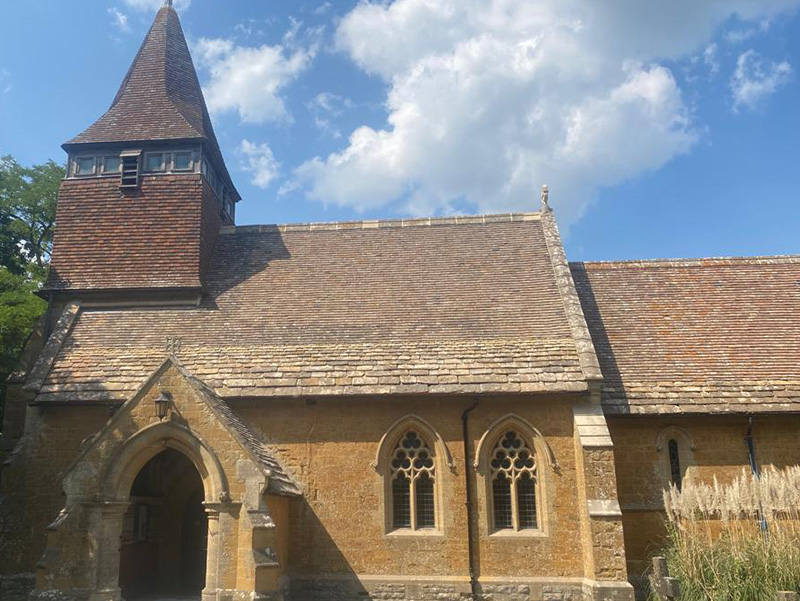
572;256;800;414
32;213;595;403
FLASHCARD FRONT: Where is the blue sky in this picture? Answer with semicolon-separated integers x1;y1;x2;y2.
0;0;798;261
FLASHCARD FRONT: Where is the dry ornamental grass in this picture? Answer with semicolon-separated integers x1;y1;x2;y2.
657;467;800;601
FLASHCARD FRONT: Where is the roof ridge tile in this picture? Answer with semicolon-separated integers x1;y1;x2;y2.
220;211;542;235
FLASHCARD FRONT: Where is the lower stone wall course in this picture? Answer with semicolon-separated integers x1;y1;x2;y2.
284;579;617;601
0;573;35;601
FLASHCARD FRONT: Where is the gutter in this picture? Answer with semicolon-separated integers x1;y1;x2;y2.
461;396;480;600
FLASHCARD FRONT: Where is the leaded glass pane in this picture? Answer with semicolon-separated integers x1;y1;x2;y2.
492;474;512;529
389;430;436;530
392;475;411;529
489;430;538;531
415;472;435;528
517;472;538;529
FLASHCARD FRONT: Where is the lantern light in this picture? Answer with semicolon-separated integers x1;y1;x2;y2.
154;391;172;421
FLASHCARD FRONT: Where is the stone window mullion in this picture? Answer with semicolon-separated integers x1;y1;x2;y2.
409;472;418;530
389;430;436;531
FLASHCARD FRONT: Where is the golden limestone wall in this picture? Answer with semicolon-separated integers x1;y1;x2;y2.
0;404;113;573
2;389;633;601
608;414;800;590
231;394;631;600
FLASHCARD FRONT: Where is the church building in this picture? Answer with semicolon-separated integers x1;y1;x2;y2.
1;3;798;601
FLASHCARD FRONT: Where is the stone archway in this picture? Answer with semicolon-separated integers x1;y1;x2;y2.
119;448;207;600
82;422;231;601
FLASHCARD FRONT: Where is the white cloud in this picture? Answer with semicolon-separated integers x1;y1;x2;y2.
703;44;720;75
108;8;130;32
731;50;792;111
290;0;800;223
122;0;191;12
240;140;282;189
0;68;12;95
314;2;333;16
306;93;355;138
195;35;316;124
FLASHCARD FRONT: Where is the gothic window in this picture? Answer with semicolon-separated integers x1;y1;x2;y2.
489;430;539;531
389;431;436;530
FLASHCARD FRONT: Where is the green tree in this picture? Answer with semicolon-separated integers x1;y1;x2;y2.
0;155;63;425
0;154;62;274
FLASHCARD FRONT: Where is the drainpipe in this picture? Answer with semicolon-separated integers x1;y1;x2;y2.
745;416;768;534
461;396;480;600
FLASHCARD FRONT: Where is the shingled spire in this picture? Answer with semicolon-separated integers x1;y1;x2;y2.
47;4;239;302
63;2;237;199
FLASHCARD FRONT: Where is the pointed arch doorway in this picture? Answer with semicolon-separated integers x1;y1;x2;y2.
119;448;208;600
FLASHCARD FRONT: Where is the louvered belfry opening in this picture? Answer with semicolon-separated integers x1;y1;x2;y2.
48;1;241;298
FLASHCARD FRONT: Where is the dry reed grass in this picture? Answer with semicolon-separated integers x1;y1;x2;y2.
655;467;800;600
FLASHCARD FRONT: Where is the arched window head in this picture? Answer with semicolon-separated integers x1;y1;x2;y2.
489;430;538;531
656;427;695;491
390;431;436;530
668;439;682;490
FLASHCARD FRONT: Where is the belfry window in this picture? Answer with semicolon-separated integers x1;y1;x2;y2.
490;430;538;531
390;431;436;530
173;151;193;171
76;157;96;176
145;153;166;172
101;156;121;174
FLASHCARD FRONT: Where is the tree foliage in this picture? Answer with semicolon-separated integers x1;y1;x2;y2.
0;155;63;424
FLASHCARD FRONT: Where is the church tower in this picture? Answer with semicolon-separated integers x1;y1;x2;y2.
45;0;239;304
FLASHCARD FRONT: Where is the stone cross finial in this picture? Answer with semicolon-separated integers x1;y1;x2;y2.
541;184;551;212
165;0;173;6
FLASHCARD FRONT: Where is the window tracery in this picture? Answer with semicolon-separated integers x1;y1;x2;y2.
389;431;436;530
489;430;538;531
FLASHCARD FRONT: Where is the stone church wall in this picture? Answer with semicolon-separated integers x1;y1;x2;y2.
608;414;800;591
230;394;610;598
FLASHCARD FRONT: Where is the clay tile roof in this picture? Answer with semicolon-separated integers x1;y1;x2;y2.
64;4;238;199
171;360;302;496
31;213;595;403
571;256;800;414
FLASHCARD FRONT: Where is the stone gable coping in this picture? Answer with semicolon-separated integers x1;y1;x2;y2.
24;302;82;392
540;210;603;382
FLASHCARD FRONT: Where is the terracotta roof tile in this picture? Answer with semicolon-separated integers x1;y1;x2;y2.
45;175;221;291
64;4;238;199
571;256;800;414
34;214;589;402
